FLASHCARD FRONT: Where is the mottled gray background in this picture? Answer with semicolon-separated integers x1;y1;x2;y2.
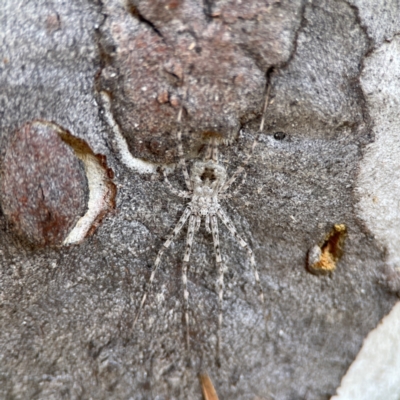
1;1;399;399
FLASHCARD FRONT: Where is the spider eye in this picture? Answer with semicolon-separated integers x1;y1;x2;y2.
200;168;216;182
273;131;286;140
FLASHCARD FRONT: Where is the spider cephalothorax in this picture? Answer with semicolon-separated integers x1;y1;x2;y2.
134;92;269;362
193;161;227;188
189;160;227;222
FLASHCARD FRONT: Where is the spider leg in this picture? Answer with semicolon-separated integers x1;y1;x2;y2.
205;213;211;233
220;171;247;200
133;207;191;326
162;169;192;198
182;214;197;353
210;214;224;364
176;108;193;191
204;137;219;163
217;208;264;306
221;84;271;193
211;137;219;163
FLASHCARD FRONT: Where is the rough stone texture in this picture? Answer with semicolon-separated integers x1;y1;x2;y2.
0;1;399;400
98;0;302;163
0;121;88;246
268;0;369;139
332;301;400;400
347;0;400;45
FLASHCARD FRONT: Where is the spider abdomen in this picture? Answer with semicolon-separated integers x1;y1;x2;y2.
190;195;220;216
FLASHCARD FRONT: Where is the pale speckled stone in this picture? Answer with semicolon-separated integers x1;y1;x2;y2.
332;302;400;400
357;37;400;276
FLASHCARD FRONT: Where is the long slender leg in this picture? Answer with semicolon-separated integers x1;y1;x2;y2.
204;137;219;163
205;213;211;233
211;214;224;363
195;214;201;231
182;214;197;352
221;84;271;193
220;172;247;200
204;139;212;161
162;169;192;198
217;208;264;305
211;137;219;163
176;108;193;191
133;207;192;326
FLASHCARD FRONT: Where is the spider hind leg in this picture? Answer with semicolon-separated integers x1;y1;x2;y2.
182;214;197;354
217;208;265;306
133;207;191;326
210;214;225;365
221;83;271;193
176;107;192;191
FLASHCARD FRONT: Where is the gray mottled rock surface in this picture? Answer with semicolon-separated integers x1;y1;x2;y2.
0;1;399;399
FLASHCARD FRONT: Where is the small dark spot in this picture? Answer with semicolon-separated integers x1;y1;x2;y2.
273;132;286;141
200;168;216;182
195;46;202;54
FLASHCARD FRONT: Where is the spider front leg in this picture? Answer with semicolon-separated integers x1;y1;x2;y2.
221;83;271;194
176;107;193;191
162;168;192;198
220;152;253;194
217;208;264;306
220;171;247;200
133;207;191;326
210;214;225;364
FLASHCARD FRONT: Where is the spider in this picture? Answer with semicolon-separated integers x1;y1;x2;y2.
134;87;270;362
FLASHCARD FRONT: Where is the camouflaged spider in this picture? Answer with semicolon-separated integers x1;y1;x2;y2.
134;88;270;361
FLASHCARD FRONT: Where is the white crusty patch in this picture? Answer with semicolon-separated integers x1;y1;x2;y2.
331;301;400;400
63;150;113;245
356;37;400;271
100;91;157;174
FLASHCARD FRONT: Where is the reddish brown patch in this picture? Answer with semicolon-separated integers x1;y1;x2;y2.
45;13;61;33
201;131;224;140
1;121;117;246
0;121;87;246
157;90;169;104
165;0;180;10
97;0;288;163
